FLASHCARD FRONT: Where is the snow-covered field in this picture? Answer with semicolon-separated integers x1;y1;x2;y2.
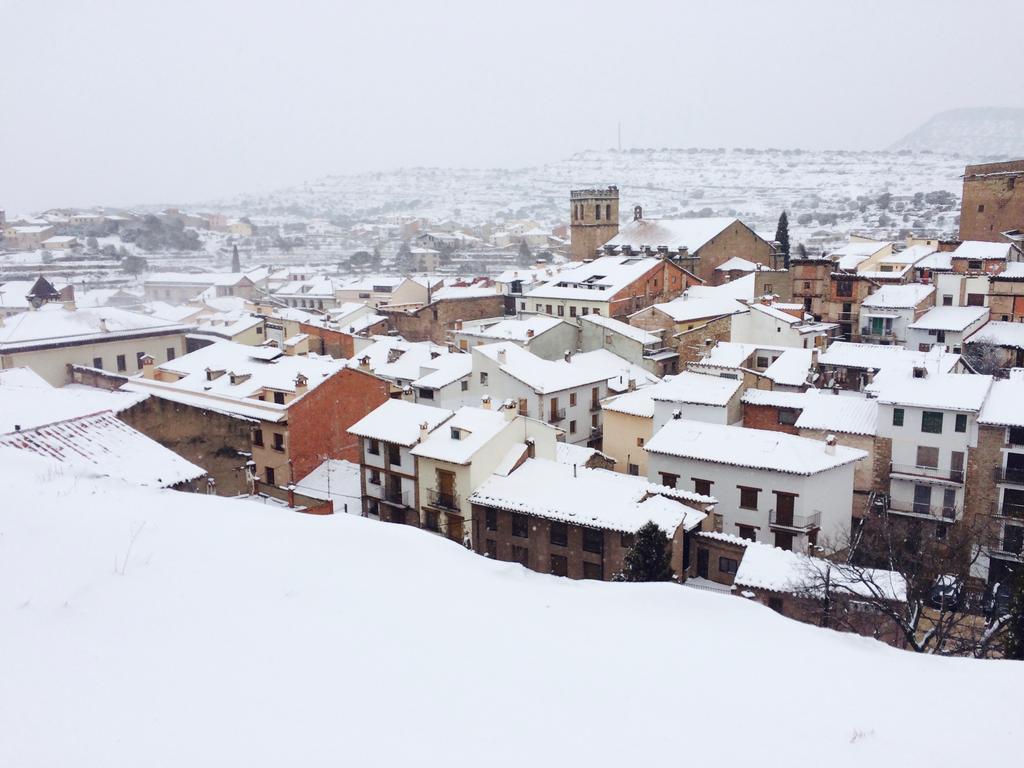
1;450;1020;767
222;148;969;249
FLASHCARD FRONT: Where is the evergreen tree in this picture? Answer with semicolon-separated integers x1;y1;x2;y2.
775;211;791;268
797;242;807;258
231;244;241;272
1004;566;1024;660
617;521;674;582
517;239;533;267
395;242;413;272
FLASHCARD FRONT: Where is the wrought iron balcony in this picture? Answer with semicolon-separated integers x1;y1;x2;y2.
547;407;566;423
769;510;821;530
382;488;411;507
426;488;460;511
993;467;1024;485
992;501;1024;519
885;498;959;521
890;462;964;484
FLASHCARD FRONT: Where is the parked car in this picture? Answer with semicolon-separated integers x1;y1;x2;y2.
984;581;1012;621
929;575;963;610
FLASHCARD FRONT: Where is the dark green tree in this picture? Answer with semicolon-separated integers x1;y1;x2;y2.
775;211;791;268
231;244;241;272
1004;566;1024;660
395;242;413;272
121;254;149;275
617;521;674;582
517;239;533;267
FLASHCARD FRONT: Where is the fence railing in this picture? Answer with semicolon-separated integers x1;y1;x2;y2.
769;510;822;530
426;488;460;511
890;462;964;483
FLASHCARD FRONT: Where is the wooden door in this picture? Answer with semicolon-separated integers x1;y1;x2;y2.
437;469;456;509
697;548;709;579
775;493;795;527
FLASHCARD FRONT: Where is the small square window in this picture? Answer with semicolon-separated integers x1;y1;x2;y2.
461;380;469;391
485;508;497;531
739;486;759;510
512;514;529;538
550;554;568;577
582;528;603;554
718;557;738;575
922;411;943;434
569;420;577;434
550;521;568;547
480;371;488;385
636;437;644;447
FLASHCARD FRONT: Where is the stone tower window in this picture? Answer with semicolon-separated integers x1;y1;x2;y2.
605;203;611;221
595;204;601;221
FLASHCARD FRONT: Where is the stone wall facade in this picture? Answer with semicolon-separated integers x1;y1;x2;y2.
959;160;1024;242
694;221;776;285
381;295;507;344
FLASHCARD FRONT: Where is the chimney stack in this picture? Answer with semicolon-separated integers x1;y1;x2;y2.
497;348;507;364
419;421;431;443
526;329;534;338
563;349;573;363
503;399;517;422
627;377;637;392
294;373;308;395
481;395;492;410
359;355;371;371
140;353;155;379
824;434;837;455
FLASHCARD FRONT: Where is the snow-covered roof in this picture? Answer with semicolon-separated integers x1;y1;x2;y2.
965;321;1024;349
685;273;756;300
411;352;473;390
469;458;713;535
861;283;935;309
875;373;992;412
293;459;362;512
762;348;814;387
830;241;891;271
0;411;204;488
603;372;741;418
555;442;614;467
818;341;959;373
883;244;936;265
995;262;1024;279
410;406;510;464
979;379;1024;428
458;315;567;342
0;368;147;432
606;217;741;252
646;419;866;475
152;340;344;401
793;392;879;436
347;399;453;446
715;256;759;272
916;250;954;271
431;285;499;300
907;305;989;332
0;305;191;352
579;312;660;344
740;389;809;409
474;343;658;395
194;310;263;339
733;539;906;602
952;240;1013;261
641;294;747;323
526;255;661;301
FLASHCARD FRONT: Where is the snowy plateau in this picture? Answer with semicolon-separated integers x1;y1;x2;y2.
222;147;979;250
1;448;1020;767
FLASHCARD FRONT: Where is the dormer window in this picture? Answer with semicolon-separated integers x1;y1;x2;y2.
450;427;461;440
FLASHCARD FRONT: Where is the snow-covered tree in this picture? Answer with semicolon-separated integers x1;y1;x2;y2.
616;521;673;582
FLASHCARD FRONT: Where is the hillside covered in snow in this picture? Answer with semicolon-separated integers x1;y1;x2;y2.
888;107;1024;158
1;449;1021;767
218;148;971;249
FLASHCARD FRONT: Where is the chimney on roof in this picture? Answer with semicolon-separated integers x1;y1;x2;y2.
627;377;637;392
824;434;837;455
503;399;517;422
358;355;371;371
672;409;681;420
866;367;876;385
453;319;463;331
497;349;507;364
563;349;573;363
526;329;535;338
481;395;492;410
419;421;431;443
294;373;308;395
634;205;643;221
140;353;155;379
98;318;109;333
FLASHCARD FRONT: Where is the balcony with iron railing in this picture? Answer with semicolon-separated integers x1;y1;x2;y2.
992;501;1024;519
836;311;857;322
993;467;1024;485
425;488;460;512
886;498;959;521
890;462;964;484
860;326;899;342
382;487;411;508
548;407;566;423
769;510;822;531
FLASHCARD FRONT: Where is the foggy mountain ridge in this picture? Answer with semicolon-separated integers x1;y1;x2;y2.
888;107;1024;157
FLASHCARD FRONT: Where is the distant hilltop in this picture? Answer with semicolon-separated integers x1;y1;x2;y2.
888;107;1024;159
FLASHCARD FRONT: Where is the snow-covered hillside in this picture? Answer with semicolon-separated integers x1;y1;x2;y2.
888;108;1024;158
217;148;970;249
1;450;1020;767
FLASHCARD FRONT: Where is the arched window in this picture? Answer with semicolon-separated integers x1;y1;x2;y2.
605;204;611;221
595;204;601;221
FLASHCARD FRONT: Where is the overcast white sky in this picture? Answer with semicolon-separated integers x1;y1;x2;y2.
2;0;1021;212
